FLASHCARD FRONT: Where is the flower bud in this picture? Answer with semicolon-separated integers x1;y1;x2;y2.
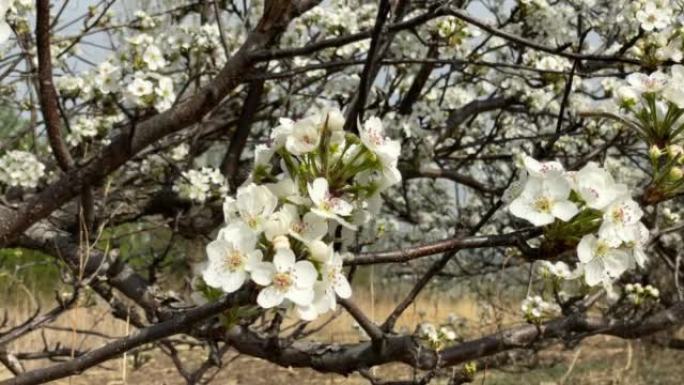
308;239;332;262
667;144;683;159
271;235;290;250
649;145;662;160
325;108;345;132
670;167;683;180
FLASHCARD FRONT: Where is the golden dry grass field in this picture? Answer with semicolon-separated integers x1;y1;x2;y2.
2;284;684;385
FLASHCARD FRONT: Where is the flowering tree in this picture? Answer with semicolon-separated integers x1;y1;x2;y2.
1;0;684;384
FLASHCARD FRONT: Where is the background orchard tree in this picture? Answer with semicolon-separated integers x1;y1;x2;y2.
1;0;684;384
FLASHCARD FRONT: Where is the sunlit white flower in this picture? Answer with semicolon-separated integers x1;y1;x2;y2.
0;150;45;189
626;71;667;94
538;260;583;280
124;74;154;107
509;174;579;226
234;183;279;232
570;162;627;210
94;61;120;94
360;117;402;188
308;177;356;229
521;295;559;321
636;1;671;31
622;222;649;268
252;248;318;308
154;76;175;111
57;75;85;97
319;251;351;303
598;196;644;244
66;117;98;146
173;167;224;203
203;222;263;293
271;118;294;148
522;156;564;178
577;234;632;286
170;143;189;161
286;115;321;155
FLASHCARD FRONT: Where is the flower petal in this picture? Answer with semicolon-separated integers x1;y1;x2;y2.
257;286;285;308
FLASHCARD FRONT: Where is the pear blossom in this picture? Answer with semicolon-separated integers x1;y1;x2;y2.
635;1;671;31
271;118;295;148
234;183;279;232
285;116;321;155
251;248;318;308
173;168;225;203
154;76;175;111
124;74;154;107
577;234;633;286
169;143;189;161
622;222;650;268
308;177;356;229
203;222;263;293
315;252;352;309
626;71;667;94
598;196;644;244
0;150;45;189
289;211;328;243
538;260;583;280
570;162;627;210
94;61;120;94
142;45;166;71
508;174;579;226
522;156;564;178
66;117;99;146
263;204;298;241
521;295;559;321
359;117;402;188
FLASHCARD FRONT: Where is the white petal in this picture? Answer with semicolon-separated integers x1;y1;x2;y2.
577;234;595;263
633;247;648;268
257;286;285;308
551;200;579;222
308;178;329;205
206;239;230;262
274;248;296;271
286;286;314;306
245;250;264;272
296;304;319;321
334;276;352;299
221;270;247;293
294;260;318;288
202;261;224;288
583;258;605;286
603;250;631;278
251;262;275;286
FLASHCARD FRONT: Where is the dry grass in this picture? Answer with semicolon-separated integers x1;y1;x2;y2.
1;286;683;385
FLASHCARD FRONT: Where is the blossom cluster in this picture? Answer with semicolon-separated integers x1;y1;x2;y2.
418;322;457;350
172;167;227;204
520;295;560;323
0;150;45;189
625;282;660;304
201;108;401;320
508;156;648;287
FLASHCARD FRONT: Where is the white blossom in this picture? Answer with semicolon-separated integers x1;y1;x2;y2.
308;177;356;229
0;150;45;189
252;248;318;308
509;173;579;226
203;222;263;293
577;234;632;286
